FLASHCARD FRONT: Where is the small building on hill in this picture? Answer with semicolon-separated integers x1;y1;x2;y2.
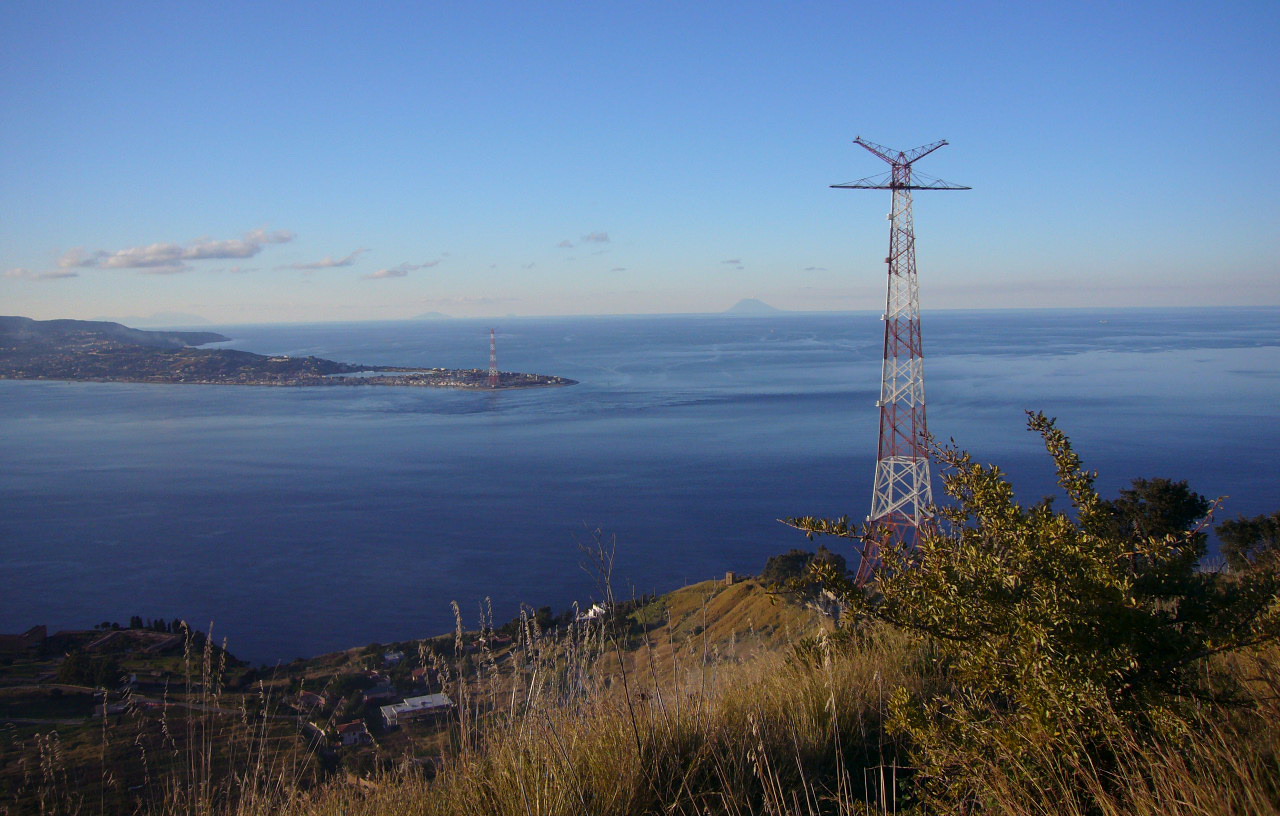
576;603;609;622
380;693;454;729
337;720;371;746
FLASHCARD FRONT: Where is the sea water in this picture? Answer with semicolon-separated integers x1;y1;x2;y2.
1;308;1276;663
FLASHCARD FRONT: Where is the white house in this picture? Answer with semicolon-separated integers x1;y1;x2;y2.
576;603;609;622
379;693;454;728
337;720;371;746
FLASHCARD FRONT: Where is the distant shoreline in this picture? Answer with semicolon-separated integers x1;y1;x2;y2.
0;315;577;390
0;371;578;389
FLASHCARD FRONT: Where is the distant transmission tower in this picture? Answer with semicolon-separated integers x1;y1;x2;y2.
488;328;499;388
832;137;968;580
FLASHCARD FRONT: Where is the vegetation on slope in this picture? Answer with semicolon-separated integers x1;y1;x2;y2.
789;412;1280;813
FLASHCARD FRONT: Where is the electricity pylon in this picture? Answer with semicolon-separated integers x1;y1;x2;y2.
832;137;968;582
488;328;499;388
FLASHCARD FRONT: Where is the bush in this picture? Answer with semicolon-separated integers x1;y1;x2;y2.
760;548;812;586
56;651;122;688
790;412;1280;811
1218;511;1280;572
760;545;847;595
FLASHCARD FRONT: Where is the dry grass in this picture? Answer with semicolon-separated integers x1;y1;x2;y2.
6;590;1280;816
0;625;321;816
959;700;1280;816
283;619;930;816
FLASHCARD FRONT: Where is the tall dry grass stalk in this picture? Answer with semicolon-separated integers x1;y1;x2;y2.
267;609;930;816
1;622;322;816
960;698;1280;816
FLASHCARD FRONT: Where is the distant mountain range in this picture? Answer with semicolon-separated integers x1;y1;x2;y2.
0;316;228;349
93;311;212;327
723;298;785;315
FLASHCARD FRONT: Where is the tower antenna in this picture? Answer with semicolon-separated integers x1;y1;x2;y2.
832;137;969;583
488;328;499;388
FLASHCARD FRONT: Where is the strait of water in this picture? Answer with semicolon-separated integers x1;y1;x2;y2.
1;308;1277;664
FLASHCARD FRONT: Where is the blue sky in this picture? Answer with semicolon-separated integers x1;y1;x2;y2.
2;1;1276;323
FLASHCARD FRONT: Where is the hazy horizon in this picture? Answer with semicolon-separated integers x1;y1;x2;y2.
23;300;1275;332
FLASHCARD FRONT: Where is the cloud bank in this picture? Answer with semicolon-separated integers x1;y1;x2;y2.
281;248;368;270
5;267;80;280
363;259;441;280
59;229;294;275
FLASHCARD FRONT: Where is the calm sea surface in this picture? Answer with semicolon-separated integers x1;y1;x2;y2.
2;308;1277;663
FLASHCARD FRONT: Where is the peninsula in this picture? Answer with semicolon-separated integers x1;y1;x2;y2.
0;316;576;389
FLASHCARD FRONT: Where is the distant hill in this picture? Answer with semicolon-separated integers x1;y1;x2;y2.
0;316;228;349
724;298;785;315
95;312;212;327
412;312;452;320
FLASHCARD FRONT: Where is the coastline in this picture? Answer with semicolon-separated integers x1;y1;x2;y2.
0;370;578;389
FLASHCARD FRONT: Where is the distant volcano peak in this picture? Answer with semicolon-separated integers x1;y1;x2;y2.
724;298;784;315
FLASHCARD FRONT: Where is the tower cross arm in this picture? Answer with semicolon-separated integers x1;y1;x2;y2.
854;137;949;167
830;169;970;191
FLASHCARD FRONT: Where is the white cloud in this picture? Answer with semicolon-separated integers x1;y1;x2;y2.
58;229;296;273
362;259;441;279
281;248;368;270
58;248;108;268
581;231;610;244
184;238;264;260
5;267;79;280
244;228;294;245
102;243;188;269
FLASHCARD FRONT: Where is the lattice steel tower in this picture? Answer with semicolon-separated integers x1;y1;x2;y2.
488;328;499;388
832;138;968;567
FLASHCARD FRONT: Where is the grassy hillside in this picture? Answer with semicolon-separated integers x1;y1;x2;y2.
6;573;1277;815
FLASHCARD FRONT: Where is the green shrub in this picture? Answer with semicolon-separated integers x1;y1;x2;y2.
790;412;1280;811
1218;511;1280;572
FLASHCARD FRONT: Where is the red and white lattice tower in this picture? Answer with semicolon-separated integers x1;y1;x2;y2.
832;137;968;581
488;328;499;388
